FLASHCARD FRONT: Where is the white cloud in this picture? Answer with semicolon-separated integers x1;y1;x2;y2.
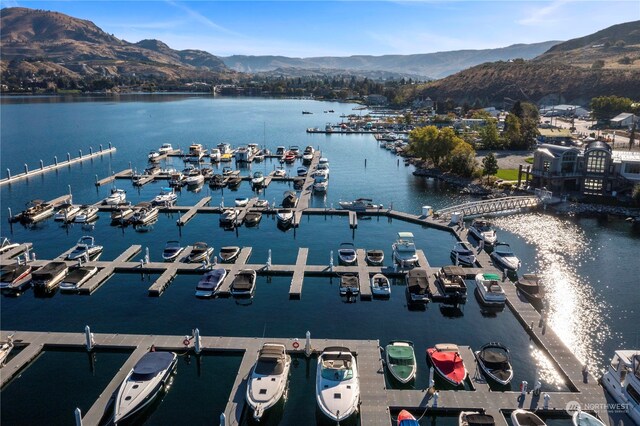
1;0;21;7
165;0;239;36
517;0;571;26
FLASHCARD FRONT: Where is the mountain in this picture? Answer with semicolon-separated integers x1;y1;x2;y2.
222;42;560;79
415;21;640;105
0;7;229;80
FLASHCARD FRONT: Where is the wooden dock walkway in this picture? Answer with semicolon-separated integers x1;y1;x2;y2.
176;196;211;226
78;245;142;294
288;248;309;299
216;247;254;295
147;268;178;296
356;249;372;299
0;243;33;261
95;168;132;187
0;145;116;187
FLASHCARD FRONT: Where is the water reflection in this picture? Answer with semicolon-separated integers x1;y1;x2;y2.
491;214;611;375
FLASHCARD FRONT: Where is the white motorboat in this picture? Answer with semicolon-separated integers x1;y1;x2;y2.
406;268;429;303
316;162;330;176
20;200;54;223
319;157;329;166
392;232;419;267
338;198;382;211
153;187;177;206
169;170;184;186
302;145;315;163
220;209;239;227
0;263;32;290
385;341;416;384
510;410;546;426
210;148;221;162
0;238;20;255
235;197;249;207
255;199;270;209
0;334;15;365
251;171;265;188
158;143;173;154
273;167;287;178
113;351;177;424
246;343;292;421
230;269;257;297
186;143;205;163
313;177;328;193
74;205;99;223
276;209;294;228
59;266;98;292
162;241;184;262
475;272;506;305
365;249;384;266
490;243;521;271
148;150;161;161
222;166;240;177
219;246;241;263
601;350;640;425
339;274;359;296
338;242;357;265
572;411;606;426
474;342;513;385
104;188;127;205
296;166;308;176
53;203;81;222
187;242;214;263
131;202;159;225
371;273;391;296
275;146;286;157
111;204;134;225
316;346;359;423
450;242;477;266
459;412;496;426
66;236;103;261
184;168;205;186
469;219;497;246
218;142;233;155
31;261;68;291
195;268;226;297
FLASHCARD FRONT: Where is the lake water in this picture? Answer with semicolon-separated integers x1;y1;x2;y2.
1;95;638;425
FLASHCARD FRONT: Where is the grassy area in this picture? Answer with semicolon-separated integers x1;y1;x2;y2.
525;157;534;164
495;168;520;180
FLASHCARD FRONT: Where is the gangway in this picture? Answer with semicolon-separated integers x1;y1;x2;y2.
435;195;542;219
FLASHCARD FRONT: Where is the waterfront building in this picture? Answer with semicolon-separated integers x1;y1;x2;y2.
609;112;638;129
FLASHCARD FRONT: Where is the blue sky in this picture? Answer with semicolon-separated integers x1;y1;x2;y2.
2;1;638;57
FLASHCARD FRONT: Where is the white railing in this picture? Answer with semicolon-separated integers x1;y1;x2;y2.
435;196;542;219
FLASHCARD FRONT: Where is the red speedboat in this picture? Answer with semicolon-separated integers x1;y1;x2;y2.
284;152;296;163
398;410;419;426
426;343;468;386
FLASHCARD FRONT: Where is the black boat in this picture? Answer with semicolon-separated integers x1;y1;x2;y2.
227;176;242;189
406;268;429;303
209;174;226;188
515;274;545;311
474;342;513;385
31;261;68;291
0;264;32;291
59;266;98;292
244;211;262;227
282;191;298;208
219;246;241;263
459;411;496;426
230;270;257;297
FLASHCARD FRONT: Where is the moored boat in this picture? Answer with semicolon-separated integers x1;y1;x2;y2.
195;268;226;297
426;343;467;386
338;198;383;211
235;197;249;207
435;266;468;304
516;274;545;310
110;204;134;225
392;232;419;267
459;411;496;426
282;191;298;208
338;242;357;265
230;269;257;297
339;274;359;296
572;411;606;426
0;334;15;365
365;249;384;266
371;273;391;296
20;200;54;223
273;167;287;178
74;205;99;223
468;219;498;246
251;171;265;188
600;350;640;425
302;145;314;163
162;241;184;262
450;242;477;266
385;341;416;384
104;188;127;206
54;203;81;222
406;268;429;303
316;346;359;423
158;143;173;154
219;246;241;263
244;211;262;227
474;272;506;305
187;242;213;263
152;187;177;206
148;150;160;161
490;242;521;271
113;351;177;424
510;410;546;426
474;342;513;385
131;202;159;225
31;261;68;291
246;343;292;421
398;410;419;426
276;209;293;228
219;208;239;227
0;264;32;290
66;236;103;261
59;266;98;292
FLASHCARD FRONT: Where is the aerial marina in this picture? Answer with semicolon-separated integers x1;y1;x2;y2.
1;96;638;426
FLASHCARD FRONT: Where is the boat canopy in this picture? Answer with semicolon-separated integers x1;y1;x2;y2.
387;345;414;361
255;345;287;375
441;266;466;277
397;232;414;239
478;347;509;366
482;273;501;281
465;414;496;426
434;343;459;352
132;352;174;376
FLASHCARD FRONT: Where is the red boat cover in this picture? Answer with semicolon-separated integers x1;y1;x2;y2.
427;347;466;385
398;409;419;426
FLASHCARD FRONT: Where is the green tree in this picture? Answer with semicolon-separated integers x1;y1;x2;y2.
590;95;634;121
446;141;476;177
409;125;439;163
503;113;523;148
482;152;499;183
478;119;504;149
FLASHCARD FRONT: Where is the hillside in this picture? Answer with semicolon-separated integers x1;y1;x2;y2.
223;41;560;79
414;21;640;106
0;7;229;81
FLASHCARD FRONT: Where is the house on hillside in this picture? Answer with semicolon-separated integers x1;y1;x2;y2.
531;141;640;196
610;113;637;129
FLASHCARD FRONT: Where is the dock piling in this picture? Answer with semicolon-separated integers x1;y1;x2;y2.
67;153;71;162
79;149;82;158
267;249;272;270
89;147;93;155
432;391;439;407
6;169;10;179
54;156;58;166
329;250;334;272
24;164;28;174
74;408;83;426
85;325;95;352
543;393;550;409
145;247;150;264
40;160;44;170
305;331;311;357
99;144;103;152
194;328;201;354
429;366;435;388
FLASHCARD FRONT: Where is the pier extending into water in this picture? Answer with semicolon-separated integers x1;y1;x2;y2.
0;144;116;187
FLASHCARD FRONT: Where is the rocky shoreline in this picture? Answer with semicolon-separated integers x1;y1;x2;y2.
412;167;490;196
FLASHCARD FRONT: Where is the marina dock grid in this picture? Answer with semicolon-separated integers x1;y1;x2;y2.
1;181;616;425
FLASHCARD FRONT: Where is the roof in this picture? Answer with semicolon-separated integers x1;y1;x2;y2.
610;112;636;122
537;128;573;138
536;144;578;158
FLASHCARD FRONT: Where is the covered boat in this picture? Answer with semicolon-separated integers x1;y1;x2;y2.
392;232;419;267
246;343;291;421
371;273;391;297
244;212;262;227
187;242;213;263
339;274;359;296
475;273;506;305
385;341;416;384
276;209;293;228
113;351;177;424
282;191;298;208
59;266;98;292
54;203;81;222
219;209;239;227
20;200;54;223
398;410;419;426
230;269;257;297
162;241;184;262
338;198;383;211
316;347;359;423
450;242;477;266
0;264;32;289
426;343;467;386
219;246;241;263
31;261;68;291
572;411;605;426
516;274;545;311
251;171;265;187
435;266;468;304
338;242;357;265
131;202;159;225
74;205;99;223
105;188;127;205
110;204;134;225
195;268;227;297
510;410;546;426
365;249;384;266
66;236;103;261
406;268;429;303
235;197;249;207
474;343;513;385
459;411;496;426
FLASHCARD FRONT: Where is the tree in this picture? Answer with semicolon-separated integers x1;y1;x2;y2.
446;141;476;177
478;119;505;149
591;95;634;121
482;153;499;184
503;113;523;148
591;60;605;69
409;125;439;163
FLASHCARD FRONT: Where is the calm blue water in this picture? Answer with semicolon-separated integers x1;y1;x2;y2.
1;95;638;425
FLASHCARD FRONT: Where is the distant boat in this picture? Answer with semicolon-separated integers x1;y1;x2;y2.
113;351;177;424
20;200;54;223
158;143;173;155
0;334;15;366
339;198;382;211
53;203;80;222
302;111;313;114
31;261;68;292
104;188;127;206
195;268;226;297
148;150;161;161
66;236;103;262
187;242;213;263
162;241;184;262
385;341;416;383
246;343;291;421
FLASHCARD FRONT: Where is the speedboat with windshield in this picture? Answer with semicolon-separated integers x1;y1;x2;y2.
246;343;291;421
490;242;521;271
371;273;391;297
54;203;81;222
392;232;419;267
338;242;357;265
251;171;265;188
104;188;126;205
339;198;383;211
426;343;467;387
74;205;99;223
187;242;213;263
469;219;497;246
316;346;359;423
66;236;103;261
450;242;476;266
162;241;184;262
475;272;506;305
195;268;226;297
113;351;177;424
153;187;177;206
